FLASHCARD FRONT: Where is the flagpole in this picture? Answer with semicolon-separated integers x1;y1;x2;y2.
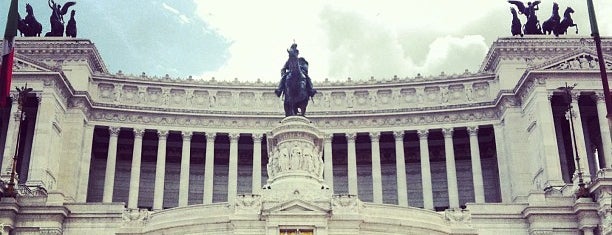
585;0;612;142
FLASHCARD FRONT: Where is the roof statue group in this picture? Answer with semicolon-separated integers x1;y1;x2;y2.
17;0;77;37
508;1;577;37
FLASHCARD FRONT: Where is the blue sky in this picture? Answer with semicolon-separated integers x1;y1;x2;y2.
2;0;611;82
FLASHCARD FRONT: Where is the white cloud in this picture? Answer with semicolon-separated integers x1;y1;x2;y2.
162;2;191;24
192;0;612;82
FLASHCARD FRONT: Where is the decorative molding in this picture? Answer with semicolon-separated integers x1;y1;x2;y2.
417;129;429;139
467;126;478;136
228;132;240;142
205;132;216;141
369;132;380;142
393;130;404;139
442;128;454;138
157;130;169;139
181;131;193;140
252;133;264;143
109;126;121;136
122;208;150;227
346;133;357;142
133;128;145;138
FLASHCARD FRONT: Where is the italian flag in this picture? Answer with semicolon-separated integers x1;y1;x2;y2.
0;0;18;108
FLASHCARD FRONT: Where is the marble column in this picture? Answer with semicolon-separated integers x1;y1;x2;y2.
394;131;408;207
228;133;240;204
443;128;459;208
370;132;383;204
493;123;511;202
203;132;216;204
178;131;192;207
347;133;358;195
467;126;485;203
1;98;19;174
323;133;334;192
153;130;168;210
418;130;434;210
252;133;263;193
538;93;564;187
76;124;95;202
103;126;120;203
128;128;144;209
571;94;591;178
595;93;612;168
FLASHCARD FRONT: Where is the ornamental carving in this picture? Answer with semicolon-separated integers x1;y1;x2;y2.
235;194;262;214
122;208;150;227
444;208;471;225
331;194;363;214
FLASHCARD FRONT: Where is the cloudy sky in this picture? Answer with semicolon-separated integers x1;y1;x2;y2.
2;0;612;82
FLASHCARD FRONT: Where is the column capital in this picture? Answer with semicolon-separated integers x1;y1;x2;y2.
182;131;193;140
324;133;334;140
594;92;606;103
570;92;581;102
157;130;169;139
252;133;264;143
133;128;145;138
205;132;216;141
109;126;121;137
442;128;454;138
393;130;405;140
346;132;357;142
547;93;554;101
369;132;380;142
467;126;479;136
417;129;429;140
229;132;240;142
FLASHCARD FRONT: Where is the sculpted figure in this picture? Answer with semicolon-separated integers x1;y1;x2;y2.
275;43;317;116
508;0;542;35
18;4;42;37
45;0;76;37
65;10;77;37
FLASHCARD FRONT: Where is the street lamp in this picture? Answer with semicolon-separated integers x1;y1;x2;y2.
557;83;590;198
2;85;32;198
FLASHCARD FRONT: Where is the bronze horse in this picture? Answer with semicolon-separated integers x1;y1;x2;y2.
275;44;316;117
542;2;560;35
554;7;577;36
18;4;42;37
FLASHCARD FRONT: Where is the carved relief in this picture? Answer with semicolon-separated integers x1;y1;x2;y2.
216;91;232;107
448;84;465;102
401;88;417;104
97;83;114;100
121;85;138;104
235;194;262;214
424;86;440;103
473;82;490;100
122;208;150;227
377;90;392;105
331;195;363;214
192;90;209;107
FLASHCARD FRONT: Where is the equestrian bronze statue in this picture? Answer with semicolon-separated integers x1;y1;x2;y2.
275;43;317;117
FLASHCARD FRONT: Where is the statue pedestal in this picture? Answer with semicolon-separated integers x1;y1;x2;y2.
260;116;331;205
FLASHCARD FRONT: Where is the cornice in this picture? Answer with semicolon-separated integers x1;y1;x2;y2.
11;37;108;73
480;36;612;72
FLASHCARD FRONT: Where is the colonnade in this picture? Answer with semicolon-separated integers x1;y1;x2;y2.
92;125;493;211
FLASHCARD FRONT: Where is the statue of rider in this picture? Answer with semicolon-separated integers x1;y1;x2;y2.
275;43;316;98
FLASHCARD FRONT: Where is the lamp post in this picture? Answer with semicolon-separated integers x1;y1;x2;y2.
558;83;590;198
3;85;32;198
